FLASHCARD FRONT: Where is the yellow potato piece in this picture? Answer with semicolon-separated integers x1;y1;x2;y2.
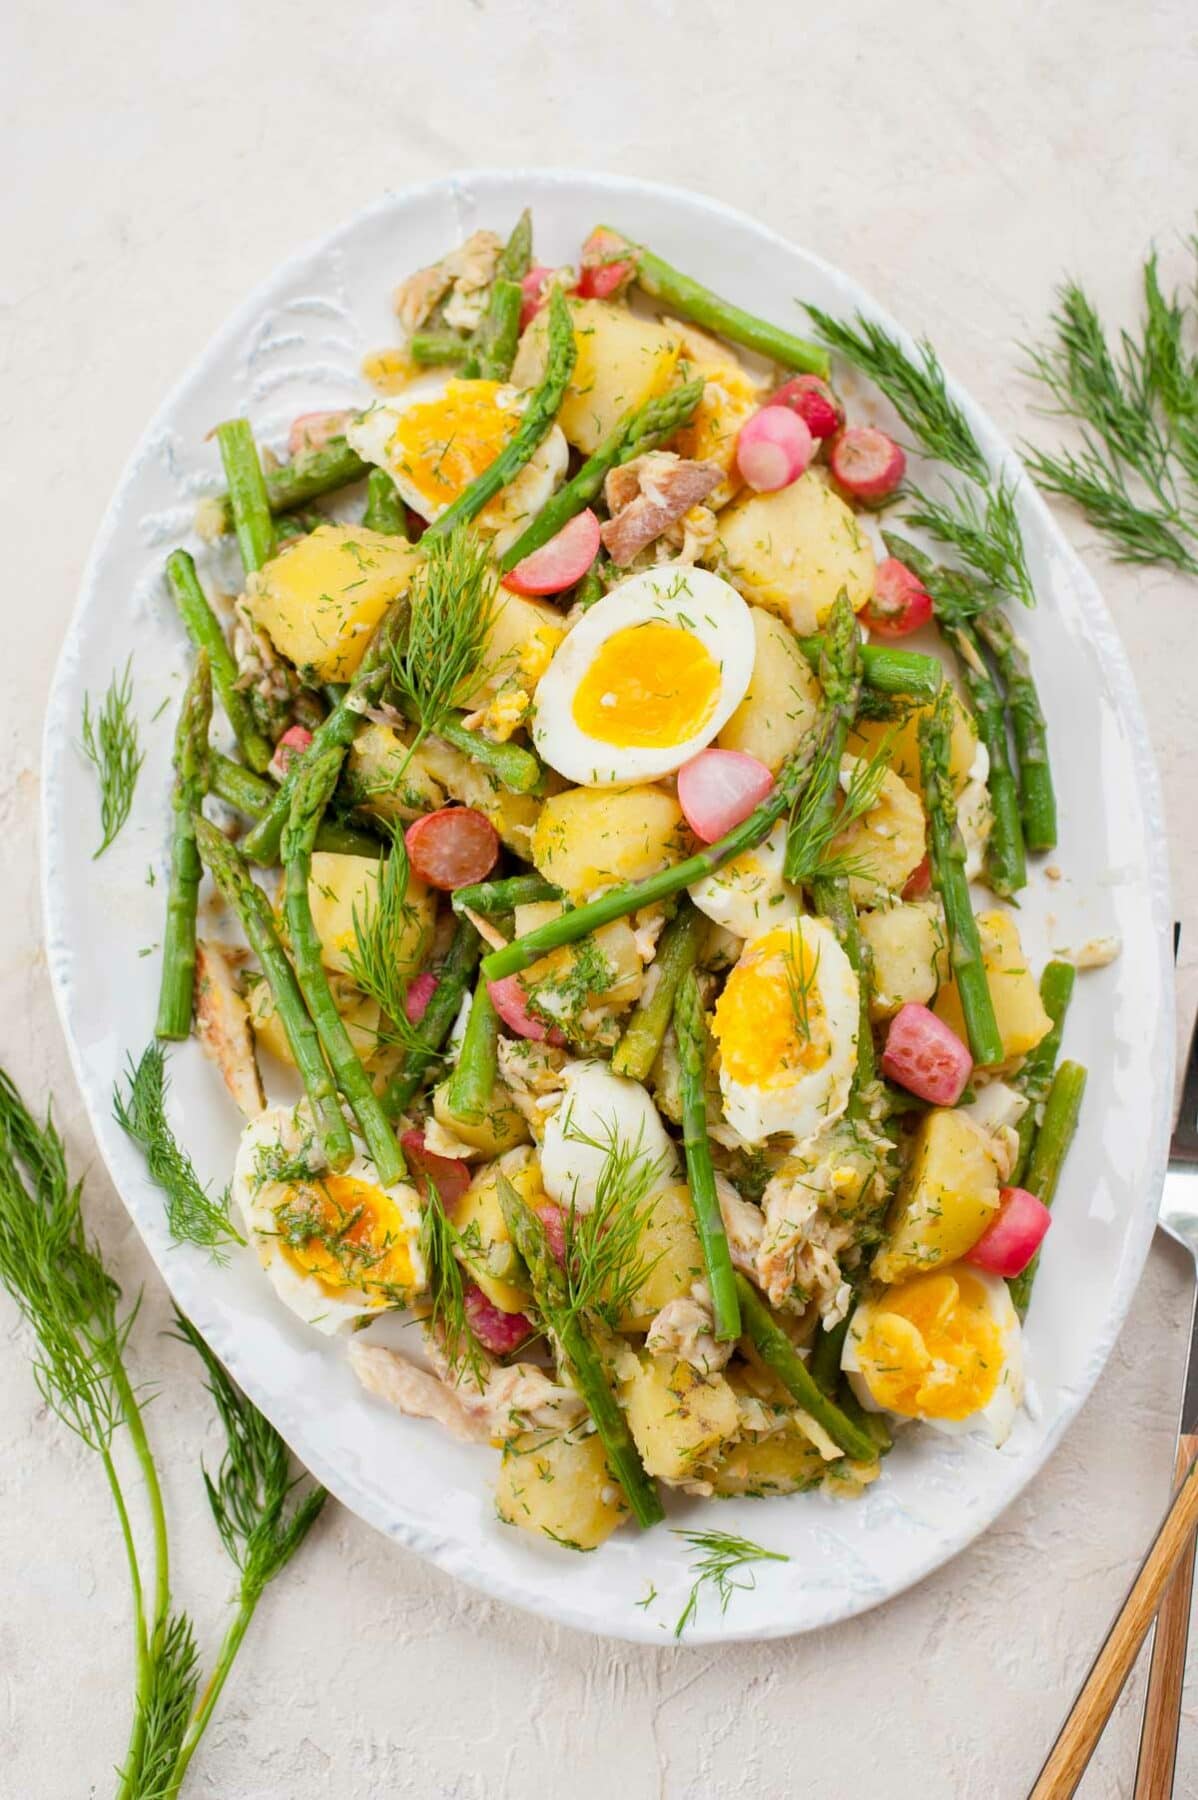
457;591;564;712
531;785;691;904
716;606;822;773
306;850;434;979
622;1353;740;1484
858;901;947;1021
496;1426;628;1550
432;1079;530;1156
935;910;1053;1065
873;1109;1000;1284
344;721;445;824
511;297;681;455
609;1183;705;1330
245;524;419;683
829;758;927;905
248;972;380;1068
454;1148;540;1313
707;472;875;635
666;320;764;506
710;1427;826;1497
849;686;977;797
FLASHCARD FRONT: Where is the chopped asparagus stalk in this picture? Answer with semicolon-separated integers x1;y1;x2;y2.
430;714;545;796
451;873;560;917
812;875;875;1092
784;600;863;882
208;752;379;857
674;973;739;1342
166;549;273;774
363;467;410;537
445;974;499;1123
974;607;1057;852
611;902;702;1082
797;635;943;701
155;653;212;1041
1012;960;1076;1182
381;922;481;1118
462;279;522;382
215;419;277;575
409;331;469;367
207;437;370;536
1009;1060;1087;1317
734;1275;878;1463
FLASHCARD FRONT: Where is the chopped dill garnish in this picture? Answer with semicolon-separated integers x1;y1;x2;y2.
113;1043;243;1256
347;827;430;1054
388;522;498;747
672;1528;789;1638
81;656;144;856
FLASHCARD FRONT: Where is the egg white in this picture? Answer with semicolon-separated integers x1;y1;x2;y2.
531;564;756;786
688;821;799;941
540;1061;679;1214
233;1105;425;1335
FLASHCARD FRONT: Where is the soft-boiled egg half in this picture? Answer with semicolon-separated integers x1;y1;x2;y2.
347;378;567;553
540;1060;679;1213
233;1107;426;1334
842;1266;1024;1447
689;820;799;941
711;915;858;1144
532;564;756;786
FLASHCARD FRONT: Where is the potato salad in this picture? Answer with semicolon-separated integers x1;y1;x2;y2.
157;210;1089;1554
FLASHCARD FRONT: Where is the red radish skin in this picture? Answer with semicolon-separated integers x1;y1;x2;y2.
488;975;566;1046
677;749;774;843
502;508;600;596
464;1283;534;1355
578;229;635;300
880;1003;973;1105
902;855;932;901
864;558;934;639
405;808;499;891
770;376;844;440
404;972;439;1024
268;724;313;782
288;410;352;458
967;1187;1052;1278
400;1130;472;1209
736;406;814;492
535;1202;567;1267
829;427;907;502
520;266;555;331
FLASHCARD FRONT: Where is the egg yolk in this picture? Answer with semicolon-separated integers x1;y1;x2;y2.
275;1174;414;1301
712;924;830;1089
387;379;520;513
570;621;722;748
853;1270;1004;1422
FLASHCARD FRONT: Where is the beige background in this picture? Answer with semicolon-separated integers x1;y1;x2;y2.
3;2;1197;1794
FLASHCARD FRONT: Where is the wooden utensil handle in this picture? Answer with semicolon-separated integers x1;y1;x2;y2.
1030;1450;1198;1799
1133;1431;1198;1800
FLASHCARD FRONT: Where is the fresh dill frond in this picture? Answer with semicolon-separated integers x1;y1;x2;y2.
419;1181;489;1389
555;1112;668;1331
804;305;988;483
904;475;1035;608
113;1044;243;1256
124;1609;201;1797
782;936;822;1046
81;656;144;857
347;828;431;1054
672;1527;789;1638
785;733;892;886
389;522;497;746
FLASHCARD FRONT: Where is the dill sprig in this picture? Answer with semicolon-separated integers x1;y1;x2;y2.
347;829;430;1056
81;656;145;857
804;304;988;483
388;523;497;748
785;733;893;887
554;1112;668;1331
904;476;1035;608
419;1180;488;1389
782;935;822;1046
672;1527;789;1638
113;1043;243;1257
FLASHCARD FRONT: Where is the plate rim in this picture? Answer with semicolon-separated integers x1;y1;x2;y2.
40;166;1175;1644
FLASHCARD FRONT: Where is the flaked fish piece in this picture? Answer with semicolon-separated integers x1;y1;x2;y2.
600;451;723;565
194;939;265;1119
393;230;503;338
645;1292;732;1376
350;1327;583;1447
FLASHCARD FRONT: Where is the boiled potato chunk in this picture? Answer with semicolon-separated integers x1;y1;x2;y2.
531;785;691;904
859;901;947;1020
829;757;926;905
248;971;381;1067
849;687;977;797
873;1108;1000;1284
514;912;643;1033
622;1353;740;1483
454;1147;539;1313
307;850;434;978
344;721;445;824
611;1182;705;1330
245;524;419;683
710;1427;825;1497
496;1426;628;1549
708;472;875;635
511;297;681;455
935;910;1053;1065
417;736;542;857
432;1078;529;1155
716;607;822;773
667;321;764;506
457;591;563;712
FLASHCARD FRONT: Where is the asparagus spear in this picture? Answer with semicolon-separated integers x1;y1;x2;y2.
381;921;481;1118
166;550;274;774
462;280;522;382
497;207;533;283
604;228;830;377
194;816;353;1170
426;285;576;541
207;437;369;536
445;974;499;1124
1008;1059;1087;1317
363;467;410;537
812;874;875;1090
155;653;212;1041
797;635;942;701
733;1276;878;1463
973;607;1057;852
428;714;545;796
917;689;1004;1066
783;598;863;882
451;872;560;917
674;974;739;1341
498;378;706;572
500;1178;664;1529
215;419;277;575
611;902;702;1082
409;331;469;368
1012;960;1076;1183
209;752;379;857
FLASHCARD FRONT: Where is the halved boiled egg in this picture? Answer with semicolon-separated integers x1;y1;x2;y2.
711;916;858;1144
233;1106;425;1334
540;1060;679;1214
841;1265;1024;1447
346;379;567;553
531;564;756;786
688;821;799;941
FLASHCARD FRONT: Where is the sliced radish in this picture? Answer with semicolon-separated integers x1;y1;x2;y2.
902;854;932;901
401;1130;472;1209
464;1282;534;1354
404;972;439;1024
577;228;636;301
770;375;844;440
863;557;934;639
677;749;774;843
488;975;566;1046
828;426;906;501
520;265;555;331
288;410;352;457
502;509;600;596
535;1202;567;1267
405;807;499;891
880;1003;972;1105
967;1186;1052;1277
736;406;814;492
268;724;313;781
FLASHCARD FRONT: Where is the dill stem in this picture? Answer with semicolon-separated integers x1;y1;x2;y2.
101;1444;148;1800
162;1588;256;1800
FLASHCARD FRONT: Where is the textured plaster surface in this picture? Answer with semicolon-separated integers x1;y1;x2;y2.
2;1;1197;1794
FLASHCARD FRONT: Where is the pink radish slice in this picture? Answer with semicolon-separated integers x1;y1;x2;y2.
520;265;555;330
880;1003;972;1105
464;1283;534;1355
736;406;814;492
902;855;932;901
677;749;774;843
488;975;566;1046
287;410;352;457
577;229;635;300
967;1186;1052;1278
268;724;313;781
535;1202;567;1267
400;1130;472;1209
828;427;906;501
770;375;844;440
502;509;600;596
863;558;934;639
404;972;438;1024
405;807;499;891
